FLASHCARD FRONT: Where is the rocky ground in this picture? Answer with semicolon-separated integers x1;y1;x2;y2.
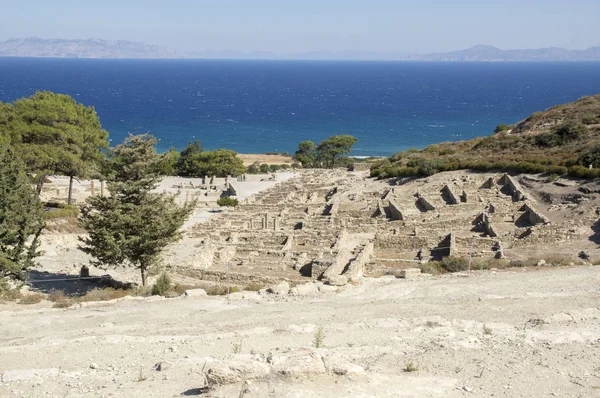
1;265;600;397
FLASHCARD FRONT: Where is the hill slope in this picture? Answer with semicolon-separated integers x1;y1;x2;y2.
371;95;600;179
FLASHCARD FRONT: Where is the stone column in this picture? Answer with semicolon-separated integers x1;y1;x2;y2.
264;213;269;230
100;181;105;197
90;180;95;196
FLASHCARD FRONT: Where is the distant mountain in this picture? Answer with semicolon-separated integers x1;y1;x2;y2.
405;45;600;62
187;45;600;61
1;38;599;61
0;37;177;59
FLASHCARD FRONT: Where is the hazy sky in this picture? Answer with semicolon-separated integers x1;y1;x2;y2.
1;0;599;54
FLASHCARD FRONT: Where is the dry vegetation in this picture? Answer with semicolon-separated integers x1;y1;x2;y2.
371;94;600;179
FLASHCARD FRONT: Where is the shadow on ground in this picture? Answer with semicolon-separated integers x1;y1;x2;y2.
27;270;115;296
589;220;600;244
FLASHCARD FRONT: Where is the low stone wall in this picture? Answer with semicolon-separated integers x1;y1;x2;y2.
375;235;429;250
175;267;286;286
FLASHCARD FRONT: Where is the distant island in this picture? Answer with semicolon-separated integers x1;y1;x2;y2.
0;37;176;59
1;37;600;61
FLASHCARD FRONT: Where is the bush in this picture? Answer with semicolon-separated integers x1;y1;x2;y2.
247;162;260;174
43;205;79;220
419;262;445;275
259;164;270;173
441;256;469;273
581;114;598;125
0;278;22;300
577;146;600;168
217;197;239;207
509;260;526;268
151;273;172;296
494;124;510;134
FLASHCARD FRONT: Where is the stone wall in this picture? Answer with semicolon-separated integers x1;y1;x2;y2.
344;241;374;281
522;203;551;225
388;199;405;220
416;197;436;211
441;185;459;205
499;174;527;201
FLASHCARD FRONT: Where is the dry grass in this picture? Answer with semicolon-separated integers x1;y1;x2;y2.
18;293;44;305
419;262;446;275
44;217;85;234
238;154;292;166
244;282;267;291
49;287;131;308
205;285;241;296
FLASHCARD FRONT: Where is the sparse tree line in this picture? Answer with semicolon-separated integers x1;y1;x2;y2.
0;91;359;286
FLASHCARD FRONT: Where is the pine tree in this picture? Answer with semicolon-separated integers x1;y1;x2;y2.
0;91;109;200
0;146;45;280
78;134;194;286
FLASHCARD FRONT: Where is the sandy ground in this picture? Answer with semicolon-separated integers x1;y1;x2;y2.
238;154;293;166
1;266;600;397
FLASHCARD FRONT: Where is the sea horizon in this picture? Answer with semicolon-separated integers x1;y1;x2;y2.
1;58;600;156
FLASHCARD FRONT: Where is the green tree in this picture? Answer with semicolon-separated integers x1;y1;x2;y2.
315;135;358;169
0;91;109;201
78;134;194;286
0;146;45;280
176;142;246;177
155;147;180;176
294;140;316;168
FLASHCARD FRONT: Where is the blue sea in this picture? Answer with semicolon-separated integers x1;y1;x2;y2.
1;58;600;156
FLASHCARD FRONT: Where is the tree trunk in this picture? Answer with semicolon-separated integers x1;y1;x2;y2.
36;175;46;196
67;176;74;205
140;267;147;286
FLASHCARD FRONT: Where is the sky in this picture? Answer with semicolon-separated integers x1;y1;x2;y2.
0;0;599;54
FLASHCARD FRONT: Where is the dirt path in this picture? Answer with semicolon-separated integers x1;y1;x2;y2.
1;266;599;397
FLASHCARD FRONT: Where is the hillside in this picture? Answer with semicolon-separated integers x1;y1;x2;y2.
371;94;600;179
0;37;177;59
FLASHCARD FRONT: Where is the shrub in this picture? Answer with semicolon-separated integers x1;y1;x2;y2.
0;278;22;300
259;164;270;173
419;262;445;275
509;260;526;268
577;146;600;168
43;206;79;220
581;114;598;125
438;148;456;156
441;256;469;273
494;124;510;134
247;162;260;174
313;326;325;348
151;273;172;296
217;197;239;207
